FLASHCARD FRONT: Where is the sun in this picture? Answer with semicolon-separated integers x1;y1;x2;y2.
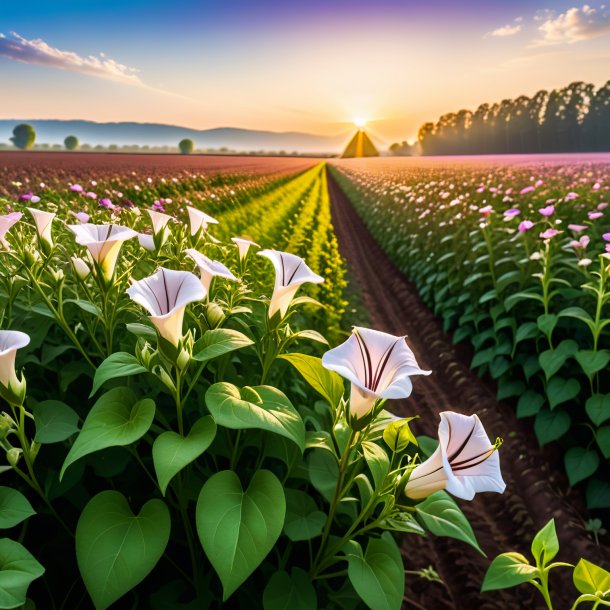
354;118;367;128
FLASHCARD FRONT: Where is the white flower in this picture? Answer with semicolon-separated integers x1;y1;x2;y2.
138;233;155;251
146;209;173;248
258;249;324;319
0;213;22;249
322;326;430;420
578;258;593;267
231;237;260;260
404;411;505;501
71;256;90;280
27;208;55;249
69;211;90;224
67;224;137;281
126;268;206;346
0;330;30;395
185;249;237;293
187;206;218;236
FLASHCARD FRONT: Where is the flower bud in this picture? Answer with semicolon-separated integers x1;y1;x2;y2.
50;268;65;286
176;348;190;371
6;447;22;468
71;256;90;280
0;413;14;440
23;247;40;268
205;302;226;329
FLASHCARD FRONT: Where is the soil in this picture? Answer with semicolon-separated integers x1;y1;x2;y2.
326;167;609;610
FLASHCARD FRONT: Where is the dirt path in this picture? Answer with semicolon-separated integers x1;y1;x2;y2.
326;168;607;610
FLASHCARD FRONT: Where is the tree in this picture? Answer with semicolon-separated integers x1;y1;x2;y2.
10;124;36;150
64;135;80;151
179;139;195;155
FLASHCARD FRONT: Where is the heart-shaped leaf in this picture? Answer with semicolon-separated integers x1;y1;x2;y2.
0;538;44;609
546;377;580;410
0;488;35;529
90;352;147;396
575;350;610;379
596;426;610;459
192;328;253;363
32;400;80;443
481;552;538;591
586;394;610;426
152;416;217;495
517;391;545;418
283;489;325;542
537;314;557;338
534;409;571;446
538;340;578;380
531;519;559;567
263;568;317;610
196;469;285;600
573;558;610;596
564;447;600;486
205;383;305;451
76;491;170;610
61;387;155;479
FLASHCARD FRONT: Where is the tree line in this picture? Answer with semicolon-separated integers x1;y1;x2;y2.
390;80;610;156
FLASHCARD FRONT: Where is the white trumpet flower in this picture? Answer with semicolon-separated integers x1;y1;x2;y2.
67;224;137;281
185;249;237;293
146;209;173;248
71;256;90;280
404;411;506;501
231;237;260;260
138;233;155;251
0;213;22;249
187;206;218;236
322;327;430;420
0;331;30;401
258;249;323;319
27;208;55;249
126;268;207;346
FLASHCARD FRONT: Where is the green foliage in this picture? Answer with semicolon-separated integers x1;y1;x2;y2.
0;538;44;609
178;138;195;154
64;135;79;151
9;124;35;150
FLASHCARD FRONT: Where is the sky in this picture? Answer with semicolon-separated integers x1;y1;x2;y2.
1;0;609;146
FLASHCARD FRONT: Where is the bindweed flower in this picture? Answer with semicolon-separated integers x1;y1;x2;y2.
503;209;520;219
404;411;505;501
540;228;561;239
186;249;237;294
603;233;610;242
71;256;90;280
27;207;55;251
588;211;604;220
138;233;155;251
126;268;206;346
478;205;493;217
569;235;590;250
258;249;324;319
518;220;534;232
67;223;137;282
520;186;535;195
0;330;30;405
322;327;430;424
69;210;90;224
0;212;22;249
569;224;588;233
99;198;114;210
69;184;84;193
578;258;593;267
187;206;218;236
539;205;554;217
146;209;172;249
231;237;260;261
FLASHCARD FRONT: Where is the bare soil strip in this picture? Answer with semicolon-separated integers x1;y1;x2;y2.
326;167;607;610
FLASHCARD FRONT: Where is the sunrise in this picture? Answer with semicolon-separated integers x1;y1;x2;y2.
0;1;609;609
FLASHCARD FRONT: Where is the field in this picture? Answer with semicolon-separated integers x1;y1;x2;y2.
0;152;609;610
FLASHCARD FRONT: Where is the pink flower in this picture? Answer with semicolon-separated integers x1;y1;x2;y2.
478;205;493;217
99;198;115;210
19;191;33;201
476;185;486;193
519;220;534;232
535;180;544;187
568;224;588;233
588;211;603;220
593;183;601;191
565;192;579;201
606;244;610;253
86;192;97;200
598;202;608;210
520;186;535;195
69;184;84;193
539;205;554;217
569;236;590;250
503;208;520;219
69;211;90;224
602;233;610;242
540;228;561;239
152;200;165;212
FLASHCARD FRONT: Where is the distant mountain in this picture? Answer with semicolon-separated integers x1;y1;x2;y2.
0;120;348;154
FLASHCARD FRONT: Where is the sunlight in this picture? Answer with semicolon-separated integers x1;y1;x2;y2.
354;118;367;128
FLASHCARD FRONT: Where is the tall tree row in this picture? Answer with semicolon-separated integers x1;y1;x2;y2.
391;80;610;155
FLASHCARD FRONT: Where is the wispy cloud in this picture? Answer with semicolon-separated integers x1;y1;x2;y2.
0;32;143;85
533;4;610;45
489;22;522;37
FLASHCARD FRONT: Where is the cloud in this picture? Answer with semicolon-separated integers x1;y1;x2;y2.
534;4;610;45
489;23;522;37
0;31;142;85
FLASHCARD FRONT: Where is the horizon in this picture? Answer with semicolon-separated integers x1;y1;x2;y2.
2;1;610;147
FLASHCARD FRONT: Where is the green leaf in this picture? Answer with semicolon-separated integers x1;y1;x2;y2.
345;533;404;610
362;441;390;490
192;328;254;363
32;400;79;443
537;314;557;337
61;387;155;479
263;568;317;610
573;559;610;596
64;298;102;317
481;552;538;591
514;322;539;347
596;426;610;459
76;491;170;610
290;329;329;346
517;391;545;418
564;447;600;486
587;478;610;509
546;377;580;410
534;409;571;446
586;394;610;427
152;416;217;495
90;352;147;396
278;353;344;409
538;340;578;380
0;488;35;529
125;322;157;341
0;538;45;609
415;491;483;554
531;519;559;567
383;419;417;453
205;383;305;452
283;490;325;542
196;470;285;600
574;350;610;379
308;449;339;502
559;306;594;326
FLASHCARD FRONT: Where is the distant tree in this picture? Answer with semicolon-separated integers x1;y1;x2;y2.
10;124;36;150
52;144;62;150
179;139;195;154
109;144;118;151
64;135;79;151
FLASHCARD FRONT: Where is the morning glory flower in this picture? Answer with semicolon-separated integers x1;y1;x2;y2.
138;233;155;251
322;326;430;422
540;228;561;239
147;209;173;248
518;220;534;232
0;212;23;249
186;249;237;293
231;237;260;261
568;224;588;233
404;411;505;501
569;235;590;250
0;330;30;404
27;207;55;250
126;267;206;346
539;205;554;217
67;223;137;281
69;211;90;224
187;206;219;236
503;209;520;219
258;249;324;319
520;186;535;195
69;184;84;193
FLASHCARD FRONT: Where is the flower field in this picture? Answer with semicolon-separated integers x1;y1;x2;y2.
0;152;609;610
331;157;610;511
